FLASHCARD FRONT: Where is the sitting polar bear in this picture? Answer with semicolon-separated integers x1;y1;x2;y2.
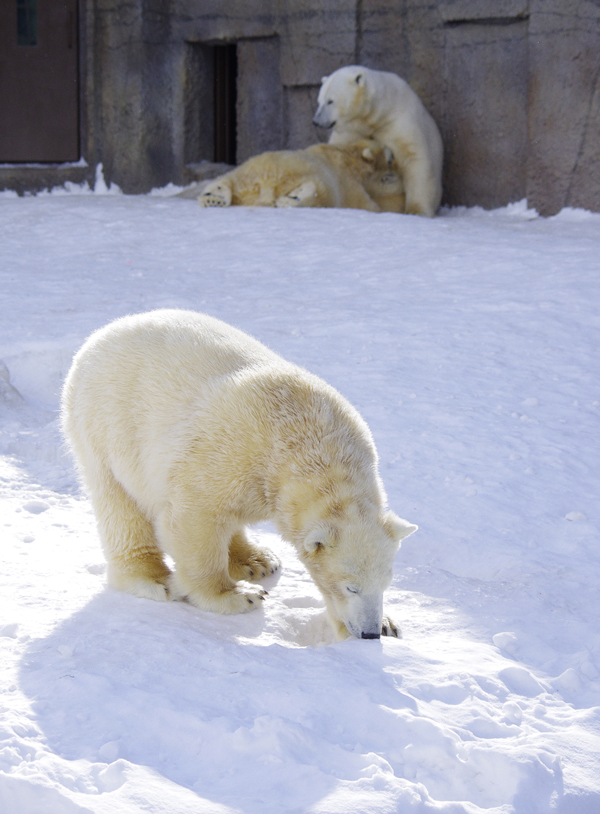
198;140;405;213
313;65;443;217
62;310;417;640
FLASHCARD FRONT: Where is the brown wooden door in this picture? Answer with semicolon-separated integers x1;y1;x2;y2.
0;0;79;162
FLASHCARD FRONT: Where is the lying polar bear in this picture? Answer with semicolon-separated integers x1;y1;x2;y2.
314;65;443;217
198;140;405;213
62;310;417;640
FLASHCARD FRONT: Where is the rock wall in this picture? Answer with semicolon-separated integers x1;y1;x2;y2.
1;0;598;215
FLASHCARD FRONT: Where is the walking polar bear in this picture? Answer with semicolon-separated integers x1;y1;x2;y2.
62;310;417;640
198;140;405;213
314;65;443;217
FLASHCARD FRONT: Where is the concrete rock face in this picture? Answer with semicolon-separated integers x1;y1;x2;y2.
1;0;598;215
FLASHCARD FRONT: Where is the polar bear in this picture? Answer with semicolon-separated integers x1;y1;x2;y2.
62;310;417;640
198;140;405;213
313;65;443;217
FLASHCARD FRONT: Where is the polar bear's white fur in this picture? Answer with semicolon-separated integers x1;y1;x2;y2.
61;310;417;640
314;65;443;217
198;140;405;213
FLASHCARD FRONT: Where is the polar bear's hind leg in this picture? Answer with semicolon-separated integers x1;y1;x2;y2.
87;463;171;601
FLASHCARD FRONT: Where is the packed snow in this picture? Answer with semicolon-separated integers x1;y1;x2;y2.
1;178;599;814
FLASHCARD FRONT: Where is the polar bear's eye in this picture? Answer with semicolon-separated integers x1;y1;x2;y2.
326;100;333;105
346;585;359;595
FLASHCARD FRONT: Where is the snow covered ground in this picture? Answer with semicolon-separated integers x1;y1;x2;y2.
1;182;599;813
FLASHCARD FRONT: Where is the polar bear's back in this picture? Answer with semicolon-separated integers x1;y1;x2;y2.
62;311;284;500
68;309;278;394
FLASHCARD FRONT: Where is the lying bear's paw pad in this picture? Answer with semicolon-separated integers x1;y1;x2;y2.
199;194;226;208
198;184;232;208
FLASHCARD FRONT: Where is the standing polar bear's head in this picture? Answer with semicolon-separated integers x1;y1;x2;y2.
313;65;372;129
299;506;417;640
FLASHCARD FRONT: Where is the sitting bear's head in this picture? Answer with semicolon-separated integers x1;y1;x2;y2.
299;506;417;640
313;65;372;130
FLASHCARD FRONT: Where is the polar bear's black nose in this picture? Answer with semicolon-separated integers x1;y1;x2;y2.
361;632;381;639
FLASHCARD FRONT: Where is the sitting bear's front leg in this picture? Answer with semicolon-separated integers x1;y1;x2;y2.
155;508;267;614
198;178;233;208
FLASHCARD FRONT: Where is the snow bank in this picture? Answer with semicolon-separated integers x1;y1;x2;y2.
1;193;599;813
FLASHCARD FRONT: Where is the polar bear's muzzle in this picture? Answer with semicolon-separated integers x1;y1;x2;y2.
313;117;335;129
313;106;336;129
340;593;384;640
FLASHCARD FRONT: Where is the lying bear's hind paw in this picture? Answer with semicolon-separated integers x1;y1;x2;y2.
381;616;401;638
198;183;232;208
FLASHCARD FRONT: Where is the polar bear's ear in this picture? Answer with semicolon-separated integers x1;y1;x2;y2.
361;146;375;162
321;75;329;84
383;511;418;545
383;146;394;166
303;526;336;555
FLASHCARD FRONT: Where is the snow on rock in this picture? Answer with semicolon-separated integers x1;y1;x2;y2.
1;193;600;813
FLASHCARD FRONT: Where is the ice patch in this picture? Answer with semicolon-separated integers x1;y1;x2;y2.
96;758;128;792
98;740;121;762
551;668;582;694
93;163;122;195
22;500;50;514
499;666;545;697
493;631;519;656
565;511;587;522
440;198;539;220
550;206;598;222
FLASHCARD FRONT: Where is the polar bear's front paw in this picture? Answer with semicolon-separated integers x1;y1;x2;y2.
230;547;281;582
220;582;269;614
198;182;232;208
171;572;268;615
381;615;401;638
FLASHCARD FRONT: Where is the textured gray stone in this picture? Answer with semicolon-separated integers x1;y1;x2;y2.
1;0;599;214
527;0;600;215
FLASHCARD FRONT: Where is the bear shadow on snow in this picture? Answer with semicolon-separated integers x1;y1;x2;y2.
16;585;419;809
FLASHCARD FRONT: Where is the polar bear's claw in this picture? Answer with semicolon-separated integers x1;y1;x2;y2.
381;616;401;638
222;582;268;613
229;544;281;583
